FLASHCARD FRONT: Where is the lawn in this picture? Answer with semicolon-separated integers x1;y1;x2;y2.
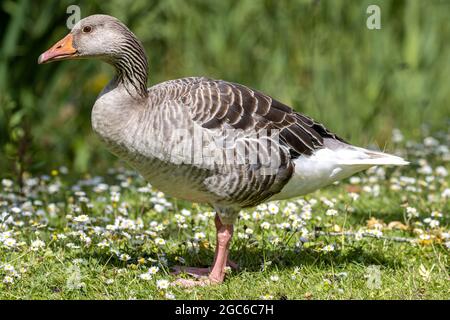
0;130;448;300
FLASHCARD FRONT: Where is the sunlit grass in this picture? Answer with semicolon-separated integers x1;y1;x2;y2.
0;131;448;299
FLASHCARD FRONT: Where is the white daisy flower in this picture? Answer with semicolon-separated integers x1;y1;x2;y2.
154;238;166;246
3;276;14;284
165;291;175;300
139;273;152;281
245;228;254;235
406;207;419;218
1;179;13;188
181;209;191;216
194;232;206;241
267;203;279;215
119;253;131;261
156;279;170;290
270;275;279;282
3;238;17;248
30;239;45;251
326;209;338;216
73;215;90;223
322;244;335;252
148;266;159;274
260;222;271;230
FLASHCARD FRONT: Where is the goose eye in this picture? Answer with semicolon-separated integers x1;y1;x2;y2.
82;26;92;33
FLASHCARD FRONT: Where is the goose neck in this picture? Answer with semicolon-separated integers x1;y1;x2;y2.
108;35;149;100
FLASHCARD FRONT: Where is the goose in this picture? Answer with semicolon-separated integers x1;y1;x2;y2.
38;14;408;286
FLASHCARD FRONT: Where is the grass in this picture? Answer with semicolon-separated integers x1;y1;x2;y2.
1;0;448;300
0;130;449;300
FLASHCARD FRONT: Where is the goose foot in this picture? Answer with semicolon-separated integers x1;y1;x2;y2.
171;266;210;278
227;259;239;270
172;277;214;288
171;260;238;278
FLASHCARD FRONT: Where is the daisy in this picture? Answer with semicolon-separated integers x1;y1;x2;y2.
181;209;191;216
154;238;166;246
3;276;14;284
174;214;186;224
260;222;271;230
165;292;175;300
237;232;248;239
1;179;13;188
137;186;150;193
435;166;448;177
424;137;439;147
154;204;165;213
139;273;152;281
73;215;90;223
156;279;170;290
326;209;338;216
110;192;120;203
322;244;335;252
349;193;359;201
97;240;110;248
10;207;21;214
267;203;279;215
245;228;254;235
406;207;419;218
119;253;131;261
252;211;262;220
30;239;45;251
442;188;450;198
3;238;17;248
239;212;250;220
194;232;206;241
431;211;442;218
3;264;15;272
270;275;279;282
148;266;159;274
429;220;440;228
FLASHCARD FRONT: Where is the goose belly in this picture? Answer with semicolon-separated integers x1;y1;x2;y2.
133;157;217;203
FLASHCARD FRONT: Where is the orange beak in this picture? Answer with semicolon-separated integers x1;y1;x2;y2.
38;33;78;64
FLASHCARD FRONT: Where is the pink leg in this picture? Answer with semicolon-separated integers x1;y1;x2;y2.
173;214;234;287
213;214;238;270
208;217;234;284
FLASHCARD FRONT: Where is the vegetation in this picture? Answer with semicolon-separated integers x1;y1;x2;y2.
0;0;449;176
0;132;449;299
0;1;448;300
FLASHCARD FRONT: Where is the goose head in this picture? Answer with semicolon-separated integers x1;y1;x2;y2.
39;14;149;97
39;14;139;64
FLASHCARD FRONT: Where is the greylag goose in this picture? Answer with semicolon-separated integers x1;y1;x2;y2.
38;14;408;286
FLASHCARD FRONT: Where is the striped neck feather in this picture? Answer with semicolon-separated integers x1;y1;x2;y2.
110;29;149;99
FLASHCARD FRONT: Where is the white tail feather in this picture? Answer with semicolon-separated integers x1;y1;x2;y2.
337;147;409;166
268;146;409;201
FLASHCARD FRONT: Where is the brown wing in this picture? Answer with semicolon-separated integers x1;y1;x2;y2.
181;78;345;158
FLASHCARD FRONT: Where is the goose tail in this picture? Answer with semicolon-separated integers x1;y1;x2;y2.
337;146;409;166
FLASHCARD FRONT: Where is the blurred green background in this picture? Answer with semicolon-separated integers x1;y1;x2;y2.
0;0;449;180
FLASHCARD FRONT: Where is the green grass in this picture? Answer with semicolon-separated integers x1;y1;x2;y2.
0;132;449;299
1;0;448;300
